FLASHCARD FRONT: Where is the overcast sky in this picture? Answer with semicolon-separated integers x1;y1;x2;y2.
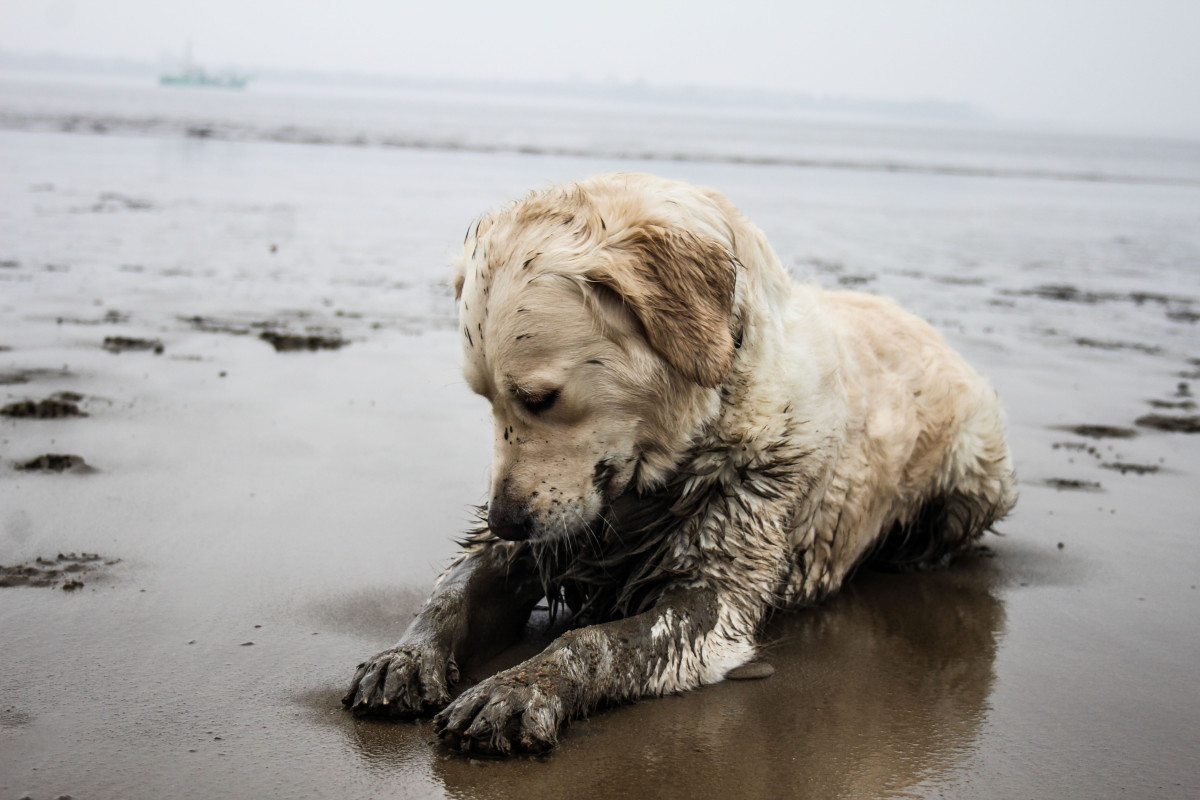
2;0;1198;137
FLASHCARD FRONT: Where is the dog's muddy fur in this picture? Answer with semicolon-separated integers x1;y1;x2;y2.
344;172;1017;755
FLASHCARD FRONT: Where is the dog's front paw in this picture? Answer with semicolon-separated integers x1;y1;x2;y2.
434;668;569;756
342;642;459;718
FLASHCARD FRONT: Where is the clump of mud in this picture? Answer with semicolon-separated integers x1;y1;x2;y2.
260;330;347;352
103;336;164;354
1;394;87;419
1003;283;1194;308
0;552;119;589
0;367;72;386
1102;462;1161;475
1042;478;1103;492
1052;441;1101;459
1073;337;1162;355
1135;414;1200;433
1057;424;1138;439
179;315;252;336
57;308;130;326
15;454;95;473
1147;399;1196;411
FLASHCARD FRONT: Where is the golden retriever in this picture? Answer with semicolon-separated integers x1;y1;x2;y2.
344;172;1017;755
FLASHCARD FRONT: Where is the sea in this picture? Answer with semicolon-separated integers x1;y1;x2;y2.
3;67;1198;363
4;69;1200;185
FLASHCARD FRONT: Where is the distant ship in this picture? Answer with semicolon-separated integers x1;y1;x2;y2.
160;68;249;89
159;42;250;89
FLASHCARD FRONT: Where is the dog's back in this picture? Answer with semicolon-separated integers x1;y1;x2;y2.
787;288;1017;601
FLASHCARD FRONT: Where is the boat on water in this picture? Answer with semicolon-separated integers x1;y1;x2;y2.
160;41;250;89
160;68;249;89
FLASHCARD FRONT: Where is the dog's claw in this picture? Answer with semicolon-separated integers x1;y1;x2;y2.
343;643;456;718
434;667;565;756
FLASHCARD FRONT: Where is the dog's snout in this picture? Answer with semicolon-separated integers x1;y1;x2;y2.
488;499;533;541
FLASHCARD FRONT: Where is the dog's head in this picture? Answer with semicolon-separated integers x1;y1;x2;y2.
453;173;749;543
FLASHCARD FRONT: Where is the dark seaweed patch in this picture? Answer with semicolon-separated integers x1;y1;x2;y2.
1042;478;1103;492
0;367;72;386
1074;338;1162;355
1;396;86;418
1006;284;1111;304
15;454;95;473
260;331;347;352
931;275;987;286
1101;462;1160;475
103;336;164;354
1147;399;1196;411
1052;442;1101;459
0;552;119;589
1056;424;1138;439
179;315;253;336
57;308;129;326
1135;414;1200;433
1000;284;1196;313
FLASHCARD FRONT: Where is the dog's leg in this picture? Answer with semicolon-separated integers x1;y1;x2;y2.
343;543;542;718
434;583;757;755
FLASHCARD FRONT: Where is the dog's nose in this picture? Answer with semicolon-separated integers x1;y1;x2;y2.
487;501;532;541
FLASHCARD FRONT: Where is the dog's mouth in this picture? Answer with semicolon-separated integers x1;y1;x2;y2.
486;458;637;544
487;487;603;544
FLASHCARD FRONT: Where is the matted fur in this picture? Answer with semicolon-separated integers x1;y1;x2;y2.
345;172;1017;755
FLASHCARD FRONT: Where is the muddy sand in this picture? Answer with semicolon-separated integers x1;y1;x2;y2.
2;128;1199;799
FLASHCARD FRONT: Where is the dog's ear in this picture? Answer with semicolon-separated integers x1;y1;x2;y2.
593;224;737;388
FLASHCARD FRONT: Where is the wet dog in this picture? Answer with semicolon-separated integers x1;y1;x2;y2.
343;172;1017;754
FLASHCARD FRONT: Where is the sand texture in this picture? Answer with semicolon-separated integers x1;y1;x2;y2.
2;113;1199;799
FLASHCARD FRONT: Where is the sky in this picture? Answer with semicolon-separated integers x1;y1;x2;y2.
2;0;1199;137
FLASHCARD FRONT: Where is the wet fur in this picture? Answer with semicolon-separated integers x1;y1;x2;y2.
344;172;1017;755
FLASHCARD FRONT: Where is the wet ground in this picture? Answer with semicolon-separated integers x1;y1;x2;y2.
1;129;1198;799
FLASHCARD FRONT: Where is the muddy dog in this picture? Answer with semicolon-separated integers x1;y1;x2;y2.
343;172;1017;755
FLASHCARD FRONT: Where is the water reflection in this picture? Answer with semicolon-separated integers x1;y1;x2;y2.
343;554;1004;799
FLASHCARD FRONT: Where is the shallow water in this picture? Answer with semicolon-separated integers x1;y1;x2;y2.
1;79;1199;799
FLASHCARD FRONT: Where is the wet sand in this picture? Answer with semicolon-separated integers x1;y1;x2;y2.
2;129;1199;799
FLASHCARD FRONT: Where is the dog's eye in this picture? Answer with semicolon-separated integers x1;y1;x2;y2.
519;389;560;415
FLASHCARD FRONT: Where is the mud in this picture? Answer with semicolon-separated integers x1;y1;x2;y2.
1073;337;1162;355
0;367;72;386
1147;399;1196;411
1051;441;1101;458
55;308;130;326
1136;414;1200;433
260;330;348;352
1056;424;1139;439
1001;283;1197;310
1041;477;1103;492
179;314;256;336
1101;462;1161;475
1;395;86;418
0;552;118;588
14;454;94;473
101;336;164;354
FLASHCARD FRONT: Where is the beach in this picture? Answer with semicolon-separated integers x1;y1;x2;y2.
2;74;1199;799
